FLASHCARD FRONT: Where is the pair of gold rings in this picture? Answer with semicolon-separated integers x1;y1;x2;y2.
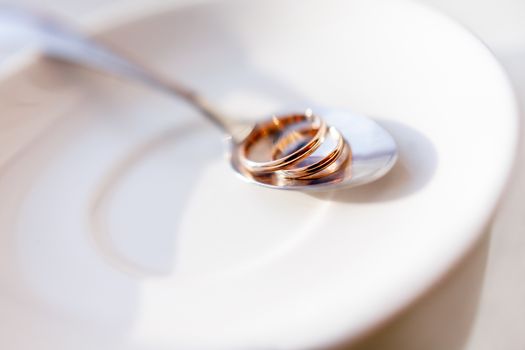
235;111;351;181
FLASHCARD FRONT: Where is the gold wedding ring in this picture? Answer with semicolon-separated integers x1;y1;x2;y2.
233;111;352;183
239;113;327;174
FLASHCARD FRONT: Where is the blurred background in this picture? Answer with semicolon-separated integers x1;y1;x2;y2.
0;0;524;349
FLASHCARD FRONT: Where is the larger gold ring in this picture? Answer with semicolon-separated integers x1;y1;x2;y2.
238;113;327;174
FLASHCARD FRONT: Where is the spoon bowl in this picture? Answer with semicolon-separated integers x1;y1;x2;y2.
231;107;398;190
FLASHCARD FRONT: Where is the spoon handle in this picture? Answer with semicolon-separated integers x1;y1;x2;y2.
0;5;233;133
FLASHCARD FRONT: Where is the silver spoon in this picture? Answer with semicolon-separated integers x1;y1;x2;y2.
0;6;398;191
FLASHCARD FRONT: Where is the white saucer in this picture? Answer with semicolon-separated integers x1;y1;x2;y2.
0;0;518;349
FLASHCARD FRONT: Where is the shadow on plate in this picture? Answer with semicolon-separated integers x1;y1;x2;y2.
316;119;438;203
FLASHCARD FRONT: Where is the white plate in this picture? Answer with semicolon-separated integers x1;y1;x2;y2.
0;0;518;349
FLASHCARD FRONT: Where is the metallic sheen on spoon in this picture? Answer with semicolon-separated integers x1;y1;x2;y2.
0;6;398;191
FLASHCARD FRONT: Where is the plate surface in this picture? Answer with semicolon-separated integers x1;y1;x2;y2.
0;0;518;349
